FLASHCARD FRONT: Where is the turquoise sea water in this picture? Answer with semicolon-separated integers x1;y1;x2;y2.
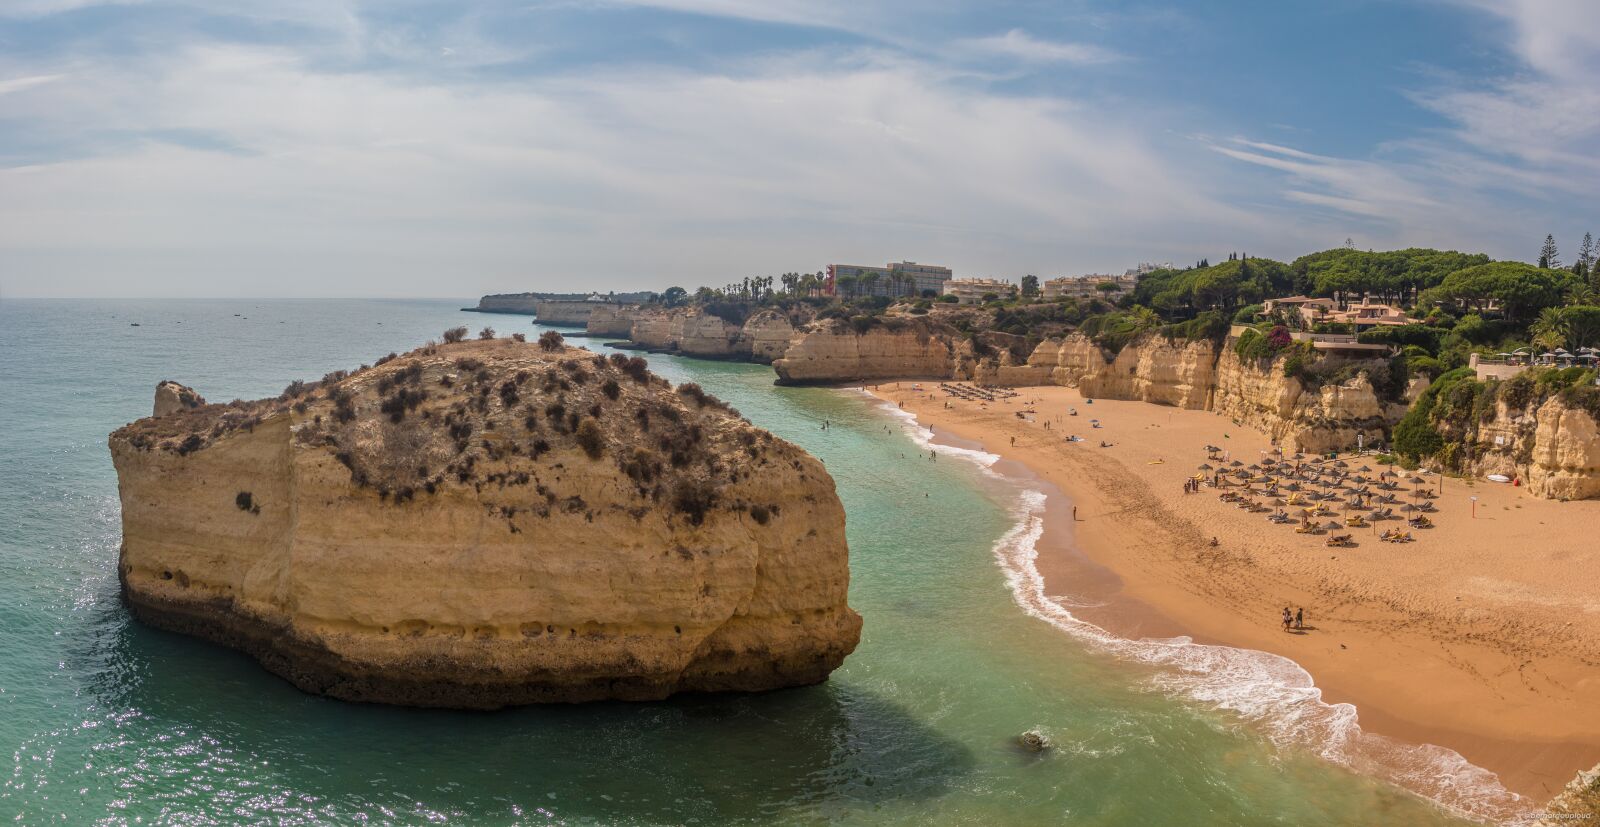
0;299;1486;825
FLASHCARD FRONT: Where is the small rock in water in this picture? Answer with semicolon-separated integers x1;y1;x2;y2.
1018;729;1051;752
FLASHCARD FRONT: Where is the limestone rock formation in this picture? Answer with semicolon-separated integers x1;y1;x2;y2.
584;304;637;337
602;307;800;364
1211;348;1393;454
772;320;967;385
1464;396;1600;500
152;381;206;417
474;293;540;314
1004;334;1216;409
533;300;602;326
110;338;861;708
743;310;800;364
1538;763;1600;825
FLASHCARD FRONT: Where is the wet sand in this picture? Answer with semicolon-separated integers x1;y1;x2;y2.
869;381;1600;807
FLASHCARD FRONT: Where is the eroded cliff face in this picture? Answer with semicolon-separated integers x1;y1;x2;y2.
153;381;205;417
1459;396;1600;500
1003;334;1217;409
1211;349;1394;454
771;322;968;385
534;301;601;326
584;304;637;337
475;294;540;314
744;311;799;364
600;307;800;363
110;339;861;708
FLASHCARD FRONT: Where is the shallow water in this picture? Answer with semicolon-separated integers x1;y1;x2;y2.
0;299;1485;824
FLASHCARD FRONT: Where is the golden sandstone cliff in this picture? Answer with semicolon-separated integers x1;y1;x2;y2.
1452;394;1600;500
589;307;803;365
109;336;861;708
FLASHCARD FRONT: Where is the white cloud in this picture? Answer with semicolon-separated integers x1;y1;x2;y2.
0;73;64;95
0;41;1273;296
965;29;1123;65
1410;1;1600;174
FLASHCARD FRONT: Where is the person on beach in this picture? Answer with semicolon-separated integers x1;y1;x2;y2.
1282;608;1293;633
1295;608;1304;630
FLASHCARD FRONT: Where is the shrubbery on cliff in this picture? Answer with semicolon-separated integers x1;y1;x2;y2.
1394;365;1600;468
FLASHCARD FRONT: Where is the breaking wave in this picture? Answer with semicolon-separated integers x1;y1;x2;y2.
870;393;1528;824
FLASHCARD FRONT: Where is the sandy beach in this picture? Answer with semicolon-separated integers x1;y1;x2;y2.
867;381;1600;806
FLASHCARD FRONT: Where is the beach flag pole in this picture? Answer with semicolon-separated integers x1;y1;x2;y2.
1470;495;1478;518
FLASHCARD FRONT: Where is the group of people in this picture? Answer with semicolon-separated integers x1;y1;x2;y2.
1280;606;1306;633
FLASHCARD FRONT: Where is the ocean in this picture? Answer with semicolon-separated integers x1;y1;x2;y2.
0;298;1487;825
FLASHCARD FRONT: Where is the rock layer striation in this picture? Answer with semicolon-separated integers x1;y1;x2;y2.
110;339;861;707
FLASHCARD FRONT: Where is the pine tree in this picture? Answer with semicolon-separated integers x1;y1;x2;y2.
1579;232;1596;270
1539;234;1560;269
1344;237;1355;250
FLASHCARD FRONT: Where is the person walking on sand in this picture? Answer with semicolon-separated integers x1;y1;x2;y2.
1282;608;1293;633
1295;608;1304;630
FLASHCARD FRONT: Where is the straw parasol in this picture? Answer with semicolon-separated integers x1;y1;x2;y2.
1230;460;1245;467
1401;503;1418;513
1198;463;1213;471
1323;520;1343;531
1358;465;1372;472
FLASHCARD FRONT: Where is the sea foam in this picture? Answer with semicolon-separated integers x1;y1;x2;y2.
869;393;1528;824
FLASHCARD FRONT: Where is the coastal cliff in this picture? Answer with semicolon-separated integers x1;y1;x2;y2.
990;333;1404;453
109;338;861;708
1539;764;1600;825
584;304;637;337
1211;348;1398;454
472;294;541;314
1448;392;1600;500
600;307;801;364
772;320;969;385
534;300;604;326
1003;334;1217;409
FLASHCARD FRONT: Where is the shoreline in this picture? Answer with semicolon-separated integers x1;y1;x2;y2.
864;381;1600;820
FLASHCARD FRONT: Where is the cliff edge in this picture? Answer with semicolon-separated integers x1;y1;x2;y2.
110;336;861;708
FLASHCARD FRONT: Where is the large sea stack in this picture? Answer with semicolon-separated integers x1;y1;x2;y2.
109;335;861;708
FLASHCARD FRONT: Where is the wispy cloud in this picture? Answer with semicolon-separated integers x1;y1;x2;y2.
964;29;1123;65
0;73;65;95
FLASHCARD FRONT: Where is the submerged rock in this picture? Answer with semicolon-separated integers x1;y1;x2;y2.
110;337;861;708
1018;729;1051;752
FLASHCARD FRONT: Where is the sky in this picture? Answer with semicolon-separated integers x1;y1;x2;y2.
0;0;1596;298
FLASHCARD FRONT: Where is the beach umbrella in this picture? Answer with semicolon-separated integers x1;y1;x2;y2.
1358;465;1372;472
1334;460;1349;468
1407;475;1425;485
1292;453;1305;459
1198;463;1213;470
1401;503;1417;513
1229;460;1244;467
1273;498;1286;506
1262;458;1277;466
1323;520;1342;531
